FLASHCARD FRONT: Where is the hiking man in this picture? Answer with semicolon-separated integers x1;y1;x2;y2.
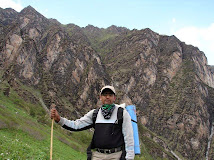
50;85;135;160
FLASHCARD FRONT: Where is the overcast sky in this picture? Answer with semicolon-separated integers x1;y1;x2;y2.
1;0;214;65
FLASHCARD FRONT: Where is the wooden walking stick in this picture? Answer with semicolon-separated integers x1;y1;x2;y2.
50;103;56;160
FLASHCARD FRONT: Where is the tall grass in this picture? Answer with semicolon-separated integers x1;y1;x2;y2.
0;129;86;160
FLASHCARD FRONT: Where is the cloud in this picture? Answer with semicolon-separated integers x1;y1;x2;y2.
172;18;176;23
0;0;23;12
173;23;214;65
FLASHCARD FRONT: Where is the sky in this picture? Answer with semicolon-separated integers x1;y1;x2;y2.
1;0;214;65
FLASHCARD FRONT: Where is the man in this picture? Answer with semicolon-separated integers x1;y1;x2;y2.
50;85;135;160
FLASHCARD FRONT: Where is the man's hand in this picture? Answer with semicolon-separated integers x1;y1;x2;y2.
50;104;60;123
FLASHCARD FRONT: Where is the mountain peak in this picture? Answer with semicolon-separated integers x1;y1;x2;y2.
0;7;18;25
19;5;47;23
106;25;129;34
20;5;44;18
85;24;101;30
21;5;36;12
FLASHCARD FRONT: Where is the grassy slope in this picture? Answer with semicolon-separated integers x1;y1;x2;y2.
0;82;89;160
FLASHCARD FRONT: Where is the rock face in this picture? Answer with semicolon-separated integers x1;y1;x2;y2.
0;6;214;160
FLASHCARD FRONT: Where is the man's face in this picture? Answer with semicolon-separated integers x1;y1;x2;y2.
100;89;116;105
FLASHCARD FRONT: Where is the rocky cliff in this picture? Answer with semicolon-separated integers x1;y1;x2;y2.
0;6;214;160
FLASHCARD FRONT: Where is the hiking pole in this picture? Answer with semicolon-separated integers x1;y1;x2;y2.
50;103;56;160
50;118;54;160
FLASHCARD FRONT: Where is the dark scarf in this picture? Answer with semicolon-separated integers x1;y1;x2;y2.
101;104;115;119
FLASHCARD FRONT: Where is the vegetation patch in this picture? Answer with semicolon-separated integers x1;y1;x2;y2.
0;82;89;159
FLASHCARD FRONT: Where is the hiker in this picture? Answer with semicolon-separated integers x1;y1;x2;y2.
50;85;135;160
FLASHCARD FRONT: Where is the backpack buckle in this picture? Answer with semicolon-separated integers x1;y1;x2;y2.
114;119;118;124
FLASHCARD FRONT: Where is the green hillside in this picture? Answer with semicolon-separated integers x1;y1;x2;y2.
0;81;89;160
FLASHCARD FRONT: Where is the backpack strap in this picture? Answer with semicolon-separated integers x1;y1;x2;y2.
87;108;100;160
131;119;137;123
117;107;126;160
117;107;124;126
92;108;100;127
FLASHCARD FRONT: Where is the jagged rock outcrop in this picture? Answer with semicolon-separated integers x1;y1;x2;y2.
0;7;18;25
0;6;214;160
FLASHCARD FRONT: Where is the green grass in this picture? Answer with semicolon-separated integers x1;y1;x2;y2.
0;129;86;160
0;83;89;160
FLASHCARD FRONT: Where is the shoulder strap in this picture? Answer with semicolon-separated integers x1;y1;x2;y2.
92;108;99;127
117;107;124;126
87;108;100;160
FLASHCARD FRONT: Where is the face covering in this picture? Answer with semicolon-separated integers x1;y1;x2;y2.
101;104;115;119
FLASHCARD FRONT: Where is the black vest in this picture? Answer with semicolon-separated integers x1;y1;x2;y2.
87;107;126;160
